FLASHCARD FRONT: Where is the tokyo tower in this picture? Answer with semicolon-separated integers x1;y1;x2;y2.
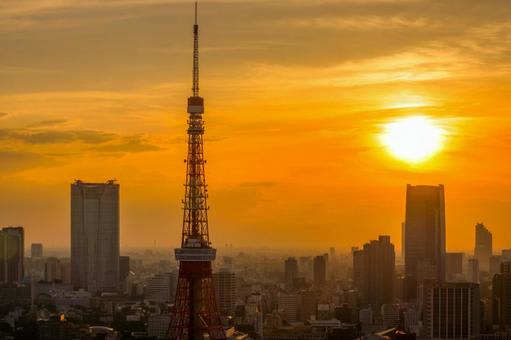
167;2;226;340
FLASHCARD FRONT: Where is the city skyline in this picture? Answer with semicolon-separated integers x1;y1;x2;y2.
2;0;511;251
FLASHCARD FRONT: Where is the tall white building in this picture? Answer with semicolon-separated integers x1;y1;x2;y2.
146;272;175;303
71;180;119;293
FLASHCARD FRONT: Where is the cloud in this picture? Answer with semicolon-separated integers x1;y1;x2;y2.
0;150;58;173
93;136;163;154
0;112;7;119
25;119;68;128
0;128;117;145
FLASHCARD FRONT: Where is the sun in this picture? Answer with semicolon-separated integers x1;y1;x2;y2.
380;116;446;163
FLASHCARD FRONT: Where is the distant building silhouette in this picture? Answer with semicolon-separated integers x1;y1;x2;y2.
31;243;43;258
284;257;298;289
0;226;24;283
146;272;176;303
404;184;446;292
71;180;119;293
467;258;479;283
44;257;60;282
474;223;492;273
445;252;464;282
424;282;480;339
213;269;236;317
353;235;395;311
313;255;327;288
492;262;511;330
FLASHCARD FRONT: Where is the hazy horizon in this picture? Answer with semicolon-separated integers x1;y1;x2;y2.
1;0;511;251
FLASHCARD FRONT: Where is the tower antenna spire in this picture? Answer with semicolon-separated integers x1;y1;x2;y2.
192;1;199;96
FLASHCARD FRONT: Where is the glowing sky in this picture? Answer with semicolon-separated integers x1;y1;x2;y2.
1;0;511;251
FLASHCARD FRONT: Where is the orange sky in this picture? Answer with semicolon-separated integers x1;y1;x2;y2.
0;0;510;252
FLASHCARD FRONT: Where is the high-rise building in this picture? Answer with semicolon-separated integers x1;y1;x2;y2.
146;272;176;303
119;256;130;293
213;269;236;316
474;223;492;273
45;257;61;282
278;293;300;323
0;226;24;283
468;258;480;283
148;314;171;339
490;255;502;277
424;282;480;339
404;184;446;284
353;235;395;310
167;5;225;339
445;252;464;282
71;180;120;293
31;243;43;258
492;262;511;330
284;257;298;288
313;255;327;288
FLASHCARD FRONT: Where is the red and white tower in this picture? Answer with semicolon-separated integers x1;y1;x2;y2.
167;3;226;340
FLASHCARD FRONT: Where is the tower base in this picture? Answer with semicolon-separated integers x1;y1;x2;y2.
167;261;226;340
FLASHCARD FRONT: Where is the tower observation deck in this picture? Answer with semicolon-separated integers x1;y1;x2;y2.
167;2;226;340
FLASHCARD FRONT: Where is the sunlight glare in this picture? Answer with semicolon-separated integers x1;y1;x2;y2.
380;116;446;163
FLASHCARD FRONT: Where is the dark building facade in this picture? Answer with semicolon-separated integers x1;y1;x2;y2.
424;282;480;339
475;223;492;273
0;226;24;283
284;257;298;289
313;255;327;288
404;184;446;289
353;235;395;311
71;180;120;293
493;262;511;330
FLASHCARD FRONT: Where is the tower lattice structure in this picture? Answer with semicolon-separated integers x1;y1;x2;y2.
167;3;226;340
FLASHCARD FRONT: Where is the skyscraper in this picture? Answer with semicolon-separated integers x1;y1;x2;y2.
474;222;492;273
467;258;479;283
313;255;326;288
71;180;120;293
353;235;395;311
404;184;446;284
492;262;511;330
445;252;464;282
0;226;24;283
284;257;298;288
31;243;43;258
213;269;236;316
167;4;225;339
45;257;61;282
423;282;480;339
146;272;176;303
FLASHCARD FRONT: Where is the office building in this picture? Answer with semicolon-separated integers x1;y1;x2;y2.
45;257;61;282
119;256;130;293
31;243;43;258
313;255;327;287
278;293;300;323
468;258;480;283
284;257;298;289
446;252;464;282
71;180;120;293
353;235;395;310
146;272;175;303
475;223;492;273
490;255;502;277
404;184;446;284
0;226;24;283
492;262;511;330
213;269;236;316
147;314;171;338
424;282;480;339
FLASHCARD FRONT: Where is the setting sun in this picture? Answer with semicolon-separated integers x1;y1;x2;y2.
380;116;446;163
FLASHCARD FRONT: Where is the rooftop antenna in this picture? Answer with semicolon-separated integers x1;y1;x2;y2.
192;1;200;96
